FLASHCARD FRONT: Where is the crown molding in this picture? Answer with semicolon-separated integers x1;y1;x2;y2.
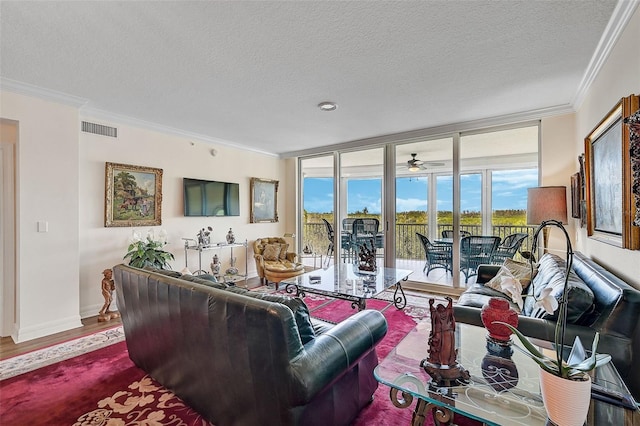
281;103;574;158
572;0;640;109
0;78;88;107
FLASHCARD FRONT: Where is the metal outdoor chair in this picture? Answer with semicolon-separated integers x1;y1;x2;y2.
321;218;335;266
352;218;381;252
441;229;471;239
416;232;452;276
491;233;529;265
460;235;501;282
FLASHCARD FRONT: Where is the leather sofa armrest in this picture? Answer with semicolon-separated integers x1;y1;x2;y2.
289;310;387;403
476;265;501;284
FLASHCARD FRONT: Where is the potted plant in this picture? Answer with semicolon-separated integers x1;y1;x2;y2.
124;229;174;269
497;220;611;426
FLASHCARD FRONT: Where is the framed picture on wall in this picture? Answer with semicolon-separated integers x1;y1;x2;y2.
105;162;163;227
250;177;278;223
571;172;581;219
584;94;640;249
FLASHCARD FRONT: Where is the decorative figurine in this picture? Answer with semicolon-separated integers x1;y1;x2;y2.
226;228;235;244
210;254;221;276
420;297;469;386
98;269;120;322
198;226;213;247
357;239;377;273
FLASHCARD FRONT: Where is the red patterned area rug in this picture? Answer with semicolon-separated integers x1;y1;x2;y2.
0;292;479;426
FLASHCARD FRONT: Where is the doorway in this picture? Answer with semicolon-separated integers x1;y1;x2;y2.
0;118;17;338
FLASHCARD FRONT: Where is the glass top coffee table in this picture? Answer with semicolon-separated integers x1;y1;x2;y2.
282;263;412;311
374;321;637;426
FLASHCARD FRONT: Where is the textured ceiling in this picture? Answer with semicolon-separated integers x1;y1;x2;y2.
0;1;623;156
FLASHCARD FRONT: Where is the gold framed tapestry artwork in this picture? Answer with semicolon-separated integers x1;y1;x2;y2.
105;162;163;227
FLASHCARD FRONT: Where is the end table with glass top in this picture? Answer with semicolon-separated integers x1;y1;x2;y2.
374;321;638;426
281;263;412;311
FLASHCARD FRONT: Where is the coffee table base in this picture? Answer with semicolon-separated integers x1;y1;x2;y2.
284;281;407;312
390;387;454;426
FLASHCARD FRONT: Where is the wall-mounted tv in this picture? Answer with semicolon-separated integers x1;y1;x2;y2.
183;178;240;217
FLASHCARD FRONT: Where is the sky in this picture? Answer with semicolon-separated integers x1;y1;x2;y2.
303;169;538;213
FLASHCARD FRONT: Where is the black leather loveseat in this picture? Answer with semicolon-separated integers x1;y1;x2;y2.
454;251;640;400
113;264;388;426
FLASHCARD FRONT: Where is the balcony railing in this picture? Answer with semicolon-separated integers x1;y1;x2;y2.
302;222;536;262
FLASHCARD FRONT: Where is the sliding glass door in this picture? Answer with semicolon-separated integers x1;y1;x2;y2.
300;155;334;267
297;122;539;292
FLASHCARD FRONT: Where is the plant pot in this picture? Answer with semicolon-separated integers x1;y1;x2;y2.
538;368;591;426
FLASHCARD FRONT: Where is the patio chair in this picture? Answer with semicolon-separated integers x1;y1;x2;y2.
491;233;529;265
321;218;335;265
416;232;452;276
460;235;501;282
441;229;471;239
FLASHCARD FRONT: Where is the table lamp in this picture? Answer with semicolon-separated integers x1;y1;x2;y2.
527;186;568;253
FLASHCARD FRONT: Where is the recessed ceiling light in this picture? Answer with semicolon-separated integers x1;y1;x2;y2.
318;101;337;111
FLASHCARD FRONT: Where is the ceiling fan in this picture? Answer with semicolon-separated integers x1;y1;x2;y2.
406;153;444;172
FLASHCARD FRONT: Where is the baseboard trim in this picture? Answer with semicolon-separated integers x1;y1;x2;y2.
13;315;83;344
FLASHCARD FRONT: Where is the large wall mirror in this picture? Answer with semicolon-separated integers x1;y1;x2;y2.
584;94;639;250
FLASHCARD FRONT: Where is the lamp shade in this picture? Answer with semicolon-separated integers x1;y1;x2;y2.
527;186;568;225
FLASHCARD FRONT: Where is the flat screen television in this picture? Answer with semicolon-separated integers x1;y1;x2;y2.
183;178;240;217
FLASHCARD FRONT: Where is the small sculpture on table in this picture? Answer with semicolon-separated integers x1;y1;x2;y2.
357;239;377;273
420;297;469;386
98;269;120;322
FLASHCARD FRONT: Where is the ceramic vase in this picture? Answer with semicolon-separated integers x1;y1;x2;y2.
538;368;591;426
481;297;518;342
226;228;235;244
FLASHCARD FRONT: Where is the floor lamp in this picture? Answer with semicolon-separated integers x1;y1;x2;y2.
527;186;568;256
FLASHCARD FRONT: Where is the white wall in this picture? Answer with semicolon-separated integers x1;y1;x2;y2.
574;6;640;286
78;116;288;317
0;91;83;342
539;113;579;251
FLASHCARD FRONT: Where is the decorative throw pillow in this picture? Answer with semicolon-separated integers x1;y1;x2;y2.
278;243;289;260
502;258;537;289
485;268;525;310
485;259;536;310
262;244;281;261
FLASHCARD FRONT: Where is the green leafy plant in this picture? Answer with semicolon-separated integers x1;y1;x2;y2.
497;219;611;380
124;229;174;269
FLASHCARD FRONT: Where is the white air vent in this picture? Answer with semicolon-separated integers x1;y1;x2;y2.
81;121;117;138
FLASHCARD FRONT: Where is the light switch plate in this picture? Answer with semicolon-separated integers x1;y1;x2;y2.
37;220;48;233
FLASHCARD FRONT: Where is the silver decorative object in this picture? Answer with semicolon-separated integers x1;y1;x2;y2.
226;228;235;244
210;254;221;275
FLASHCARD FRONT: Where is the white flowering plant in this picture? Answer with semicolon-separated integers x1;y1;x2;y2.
497;220;610;380
124;228;174;269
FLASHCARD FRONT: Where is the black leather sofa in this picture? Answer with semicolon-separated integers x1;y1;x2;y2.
454;251;640;400
113;264;388;426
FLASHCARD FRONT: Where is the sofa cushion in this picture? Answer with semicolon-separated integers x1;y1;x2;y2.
143;265;182;278
262;244;281;261
180;273;227;290
227;287;315;344
523;254;595;324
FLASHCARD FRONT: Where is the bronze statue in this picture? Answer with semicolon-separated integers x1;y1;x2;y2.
420;297;469;386
98;268;120;322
